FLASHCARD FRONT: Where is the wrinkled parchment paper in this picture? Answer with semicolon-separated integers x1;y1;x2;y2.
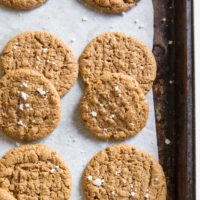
0;0;156;199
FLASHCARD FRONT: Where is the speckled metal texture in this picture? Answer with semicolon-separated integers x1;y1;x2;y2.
152;0;195;199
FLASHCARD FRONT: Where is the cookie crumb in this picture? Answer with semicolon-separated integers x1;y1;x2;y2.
87;175;93;181
93;178;104;187
161;18;166;22
21;92;29;101
37;88;46;95
168;40;173;45
165;138;171;145
90;111;97;117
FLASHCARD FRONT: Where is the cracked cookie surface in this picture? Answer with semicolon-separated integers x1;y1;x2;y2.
0;69;61;141
80;73;149;140
82;144;167;200
0;0;47;10
0;144;71;200
0;31;78;96
0;188;16;200
83;0;139;14
79;32;157;93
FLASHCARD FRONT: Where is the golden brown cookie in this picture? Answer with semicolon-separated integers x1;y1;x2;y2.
0;31;78;96
79;32;157;93
80;73;149;140
0;69;61;141
0;188;16;200
83;0;139;14
82;144;167;200
0;144;71;200
0;0;47;10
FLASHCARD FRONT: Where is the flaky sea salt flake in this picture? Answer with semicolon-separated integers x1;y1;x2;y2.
87;175;93;181
19;104;24;111
90;111;97;117
130;191;136;197
165;138;171;145
21;92;29;101
37;88;46;95
21;82;28;88
17;120;26;127
43;48;48;53
110;114;115;119
93;178;104;187
114;86;120;91
82;17;87;22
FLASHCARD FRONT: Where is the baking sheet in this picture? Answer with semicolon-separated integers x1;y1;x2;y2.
0;0;157;199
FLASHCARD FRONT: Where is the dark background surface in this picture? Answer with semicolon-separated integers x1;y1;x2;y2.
152;0;195;199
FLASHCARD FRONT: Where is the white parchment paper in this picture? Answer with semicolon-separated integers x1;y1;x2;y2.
0;0;157;199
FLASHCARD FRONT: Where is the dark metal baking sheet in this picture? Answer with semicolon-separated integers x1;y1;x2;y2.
152;0;195;199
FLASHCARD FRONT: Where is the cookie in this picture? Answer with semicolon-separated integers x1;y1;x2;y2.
82;144;167;200
80;73;149;140
0;31;78;96
0;144;71;200
0;69;61;141
0;188;16;200
79;32;157;93
0;0;47;10
83;0;139;14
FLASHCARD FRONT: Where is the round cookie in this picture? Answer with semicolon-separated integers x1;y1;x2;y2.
80;73;149;140
0;0;47;10
82;144;167;200
0;69;61;141
83;0;139;14
0;31;78;96
0;144;71;200
0;188;16;200
79;32;157;93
